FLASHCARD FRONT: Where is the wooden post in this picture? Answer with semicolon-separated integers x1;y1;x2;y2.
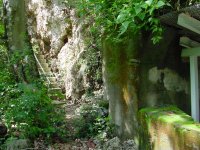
190;56;199;122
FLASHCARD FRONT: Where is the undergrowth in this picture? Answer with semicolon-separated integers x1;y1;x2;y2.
72;101;116;141
0;8;67;148
0;81;68;145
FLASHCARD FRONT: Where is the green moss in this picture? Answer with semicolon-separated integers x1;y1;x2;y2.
139;106;200;150
181;124;200;132
140;106;195;124
103;33;140;84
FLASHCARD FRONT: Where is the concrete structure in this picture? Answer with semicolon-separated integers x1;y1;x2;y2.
160;4;200;121
139;106;200;150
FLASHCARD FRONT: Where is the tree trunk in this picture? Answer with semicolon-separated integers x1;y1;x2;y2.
3;0;38;83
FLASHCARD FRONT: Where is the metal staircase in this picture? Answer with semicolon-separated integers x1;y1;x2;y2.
33;51;65;104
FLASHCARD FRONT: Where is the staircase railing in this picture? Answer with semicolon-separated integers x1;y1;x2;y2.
33;53;51;87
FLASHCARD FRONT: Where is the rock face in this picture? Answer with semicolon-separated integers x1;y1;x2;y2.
26;0;100;100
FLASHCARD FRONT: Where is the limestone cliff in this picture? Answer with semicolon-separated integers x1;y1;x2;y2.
26;0;102;100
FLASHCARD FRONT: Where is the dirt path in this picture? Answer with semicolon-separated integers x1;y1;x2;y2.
49;100;96;150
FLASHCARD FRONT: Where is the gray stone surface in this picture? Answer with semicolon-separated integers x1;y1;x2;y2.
139;27;190;113
5;139;29;150
96;137;138;150
122;139;137;150
103;137;121;150
26;0;93;100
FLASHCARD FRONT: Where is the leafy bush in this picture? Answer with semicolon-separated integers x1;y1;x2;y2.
73;102;116;140
0;2;67;143
2;82;67;140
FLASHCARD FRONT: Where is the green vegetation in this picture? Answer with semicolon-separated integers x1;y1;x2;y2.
68;0;200;44
0;35;67;145
2;0;200;148
0;52;67;146
69;0;171;44
73;102;116;140
78;40;103;93
0;2;67;147
2;83;66;140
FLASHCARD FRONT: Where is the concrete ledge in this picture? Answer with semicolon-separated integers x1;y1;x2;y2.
138;106;200;150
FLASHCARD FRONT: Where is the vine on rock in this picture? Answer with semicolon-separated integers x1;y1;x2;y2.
68;0;171;44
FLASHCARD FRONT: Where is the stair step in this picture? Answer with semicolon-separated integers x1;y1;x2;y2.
34;51;66;101
38;66;50;71
49;88;62;92
44;81;59;87
48;77;57;82
38;67;51;73
36;54;45;60
50;87;61;90
43;68;51;73
38;58;46;64
39;73;53;79
49;82;59;87
49;93;65;100
52;100;66;105
40;62;50;69
40;72;54;77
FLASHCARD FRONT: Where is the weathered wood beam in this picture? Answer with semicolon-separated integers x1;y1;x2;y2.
180;37;200;48
178;13;200;35
181;47;200;57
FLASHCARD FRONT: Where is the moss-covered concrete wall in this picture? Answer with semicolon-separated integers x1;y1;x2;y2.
139;106;200;150
103;27;190;140
139;27;190;114
103;35;140;140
